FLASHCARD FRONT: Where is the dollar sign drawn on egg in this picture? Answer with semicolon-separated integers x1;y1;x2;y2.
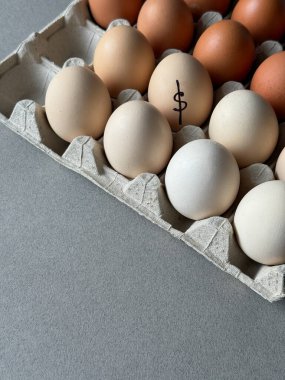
173;80;188;126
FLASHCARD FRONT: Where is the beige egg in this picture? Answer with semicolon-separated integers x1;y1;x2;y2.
165;139;240;220
45;66;112;142
93;25;155;97
209;90;279;168
148;52;213;131
103;100;173;179
234;180;285;265
275;148;285;180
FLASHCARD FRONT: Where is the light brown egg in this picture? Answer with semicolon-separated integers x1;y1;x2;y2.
193;20;255;86
137;0;194;57
231;0;285;44
93;25;155;97
45;66;112;143
103;100;173;179
88;0;144;29
184;0;230;20
148;52;213;131
250;51;285;121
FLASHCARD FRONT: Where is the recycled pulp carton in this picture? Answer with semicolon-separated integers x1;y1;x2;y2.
0;0;285;302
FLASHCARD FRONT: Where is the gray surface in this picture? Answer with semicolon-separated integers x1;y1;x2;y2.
0;1;285;379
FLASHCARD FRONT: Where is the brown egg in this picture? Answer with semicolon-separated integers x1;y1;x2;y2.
193;20;255;86
184;0;230;20
88;0;144;29
93;25;155;97
137;0;194;57
231;0;285;44
45;66;112;142
250;51;285;121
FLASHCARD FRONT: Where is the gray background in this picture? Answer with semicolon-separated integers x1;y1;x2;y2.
0;1;284;379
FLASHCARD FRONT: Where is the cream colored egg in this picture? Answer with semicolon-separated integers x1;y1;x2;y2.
148;52;213;131
234;180;285;265
45;66;112;142
103;100;173;178
165;139;240;220
275;147;285;180
209;90;279;168
93;25;155;98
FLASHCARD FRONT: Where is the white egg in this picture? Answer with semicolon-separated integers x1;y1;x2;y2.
209;90;279;168
165;139;240;220
234;180;285;265
275;147;285;180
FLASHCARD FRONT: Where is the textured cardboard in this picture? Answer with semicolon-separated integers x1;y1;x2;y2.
0;0;284;302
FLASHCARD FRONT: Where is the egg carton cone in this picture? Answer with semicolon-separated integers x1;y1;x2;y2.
0;0;285;303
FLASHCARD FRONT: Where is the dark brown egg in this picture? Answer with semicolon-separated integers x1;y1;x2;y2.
232;0;285;44
250;51;285;120
193;20;255;86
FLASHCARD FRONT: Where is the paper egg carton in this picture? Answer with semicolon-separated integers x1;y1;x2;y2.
1;0;285;303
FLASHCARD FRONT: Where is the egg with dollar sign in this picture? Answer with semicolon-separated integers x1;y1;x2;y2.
148;53;213;131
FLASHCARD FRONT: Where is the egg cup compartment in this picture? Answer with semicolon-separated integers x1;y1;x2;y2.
7;100;68;156
0;47;58;119
0;41;68;154
1;0;285;302
38;0;104;67
195;11;223;42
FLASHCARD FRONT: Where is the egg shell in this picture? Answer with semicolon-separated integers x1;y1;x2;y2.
193;20;255;86
148;52;213;131
234;180;285;265
103;100;173;179
250;51;285;121
275;148;285;180
184;0;230;20
45;66;112;142
93;25;155;97
165;139;240;220
88;0;143;29
137;0;194;57
209;90;279;168
231;0;285;43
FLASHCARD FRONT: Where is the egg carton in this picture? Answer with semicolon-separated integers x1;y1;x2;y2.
1;0;285;303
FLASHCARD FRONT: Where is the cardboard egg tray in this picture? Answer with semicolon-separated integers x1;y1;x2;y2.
1;0;285;302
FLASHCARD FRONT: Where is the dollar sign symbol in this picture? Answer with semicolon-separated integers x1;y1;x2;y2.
173;80;188;126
